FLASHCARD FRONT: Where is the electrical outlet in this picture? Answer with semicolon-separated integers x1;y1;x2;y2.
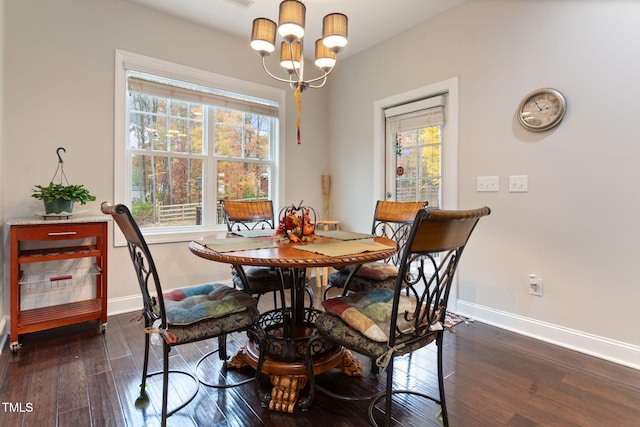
528;274;543;296
477;176;499;192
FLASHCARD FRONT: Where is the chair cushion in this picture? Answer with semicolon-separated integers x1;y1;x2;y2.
328;270;396;292
164;283;257;325
232;266;295;294
335;262;398;281
321;288;415;342
315;309;438;359
163;283;259;345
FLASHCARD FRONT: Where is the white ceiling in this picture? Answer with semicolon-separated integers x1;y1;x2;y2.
128;0;467;59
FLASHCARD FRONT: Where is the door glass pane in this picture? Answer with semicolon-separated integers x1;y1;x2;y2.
392;126;441;207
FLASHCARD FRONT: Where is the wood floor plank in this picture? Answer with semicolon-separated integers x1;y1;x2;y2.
109;353;153;427
22;336;60;427
81;330;111;375
58;357;88;414
0;347;36;426
58;406;91;427
103;312;136;360
87;370;127;427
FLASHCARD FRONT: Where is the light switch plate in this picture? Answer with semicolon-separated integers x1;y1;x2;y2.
509;175;528;192
477;176;499;192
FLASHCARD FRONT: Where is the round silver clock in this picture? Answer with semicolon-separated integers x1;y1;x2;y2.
518;88;566;131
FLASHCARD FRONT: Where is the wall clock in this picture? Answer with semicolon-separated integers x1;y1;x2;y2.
517;88;566;131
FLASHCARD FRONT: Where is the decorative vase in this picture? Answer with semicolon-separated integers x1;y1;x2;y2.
44;199;74;214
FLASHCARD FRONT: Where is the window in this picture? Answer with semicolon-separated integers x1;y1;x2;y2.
115;50;286;245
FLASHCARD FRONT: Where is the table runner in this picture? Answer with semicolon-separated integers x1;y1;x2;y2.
293;240;393;257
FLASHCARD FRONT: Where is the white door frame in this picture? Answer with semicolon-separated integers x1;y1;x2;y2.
372;77;459;209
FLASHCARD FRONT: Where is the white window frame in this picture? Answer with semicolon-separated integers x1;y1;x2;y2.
114;50;286;246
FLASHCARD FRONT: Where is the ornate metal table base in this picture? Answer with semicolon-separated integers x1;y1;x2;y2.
228;340;363;412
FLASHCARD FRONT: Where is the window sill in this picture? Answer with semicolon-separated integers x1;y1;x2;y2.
113;225;226;247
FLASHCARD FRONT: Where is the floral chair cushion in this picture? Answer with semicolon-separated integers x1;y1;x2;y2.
335;262;398;281
315;309;438;359
321;288;415;342
327;270;396;293
163;283;259;345
164;283;257;325
231;266;295;294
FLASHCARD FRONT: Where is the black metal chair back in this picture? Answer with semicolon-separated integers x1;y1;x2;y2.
101;202;259;427
314;206;491;426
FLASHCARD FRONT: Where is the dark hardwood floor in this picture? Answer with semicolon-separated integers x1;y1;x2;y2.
2;280;639;426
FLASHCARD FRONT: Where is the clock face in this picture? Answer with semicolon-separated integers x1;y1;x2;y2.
518;88;566;131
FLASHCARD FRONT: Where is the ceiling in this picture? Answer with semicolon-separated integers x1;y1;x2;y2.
128;0;467;59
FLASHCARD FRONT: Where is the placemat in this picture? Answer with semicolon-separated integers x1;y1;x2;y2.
231;229;275;238
200;237;278;253
293;241;393;257
315;230;374;240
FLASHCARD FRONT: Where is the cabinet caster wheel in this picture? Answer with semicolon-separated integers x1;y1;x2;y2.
99;323;108;334
10;342;21;353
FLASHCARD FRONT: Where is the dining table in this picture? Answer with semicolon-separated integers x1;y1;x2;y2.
188;228;398;413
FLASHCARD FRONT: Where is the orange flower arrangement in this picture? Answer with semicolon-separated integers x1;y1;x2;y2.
274;204;315;243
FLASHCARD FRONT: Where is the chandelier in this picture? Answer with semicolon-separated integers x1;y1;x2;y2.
250;0;348;92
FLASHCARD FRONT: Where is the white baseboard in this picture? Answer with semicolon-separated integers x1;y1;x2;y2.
456;300;640;371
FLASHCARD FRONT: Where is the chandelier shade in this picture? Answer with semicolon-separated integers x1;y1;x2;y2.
322;13;348;53
250;18;277;55
280;41;302;72
278;0;306;42
314;39;336;72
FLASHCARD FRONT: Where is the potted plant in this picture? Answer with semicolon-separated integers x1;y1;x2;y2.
32;182;96;214
31;147;97;215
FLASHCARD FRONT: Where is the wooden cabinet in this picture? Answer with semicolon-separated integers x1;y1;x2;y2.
9;217;108;352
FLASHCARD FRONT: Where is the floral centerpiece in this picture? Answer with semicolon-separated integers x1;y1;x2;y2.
274;203;316;243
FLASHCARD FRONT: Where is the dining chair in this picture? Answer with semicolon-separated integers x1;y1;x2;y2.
101;202;260;427
223;199;275;232
312;206;491;426
221;200;313;308
324;200;427;299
